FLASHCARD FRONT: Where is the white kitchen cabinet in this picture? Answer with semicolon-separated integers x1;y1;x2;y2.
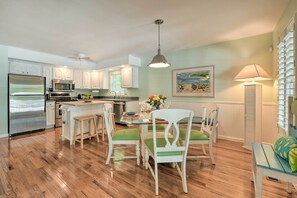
53;67;73;80
46;101;55;128
91;71;100;89
27;63;43;76
43;66;53;88
83;71;91;89
74;70;83;89
243;84;262;150
121;66;138;88
99;70;109;89
10;60;42;76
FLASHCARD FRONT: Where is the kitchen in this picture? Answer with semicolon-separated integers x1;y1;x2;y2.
8;57;140;136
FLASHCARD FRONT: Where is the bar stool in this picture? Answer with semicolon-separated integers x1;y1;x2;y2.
96;113;116;141
73;115;99;149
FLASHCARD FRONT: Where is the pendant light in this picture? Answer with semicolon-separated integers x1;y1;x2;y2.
148;19;170;68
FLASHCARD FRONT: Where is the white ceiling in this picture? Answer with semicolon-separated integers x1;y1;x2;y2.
0;0;289;67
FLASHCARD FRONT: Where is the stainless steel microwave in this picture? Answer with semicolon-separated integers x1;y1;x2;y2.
52;79;75;92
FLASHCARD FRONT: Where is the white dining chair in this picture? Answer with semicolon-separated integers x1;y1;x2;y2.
103;103;141;165
180;107;219;164
139;101;152;112
144;109;194;195
201;103;218;143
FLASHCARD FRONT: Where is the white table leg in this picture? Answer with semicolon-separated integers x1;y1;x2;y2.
139;124;148;166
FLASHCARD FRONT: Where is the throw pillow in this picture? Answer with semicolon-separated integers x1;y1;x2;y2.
274;136;297;160
289;148;297;172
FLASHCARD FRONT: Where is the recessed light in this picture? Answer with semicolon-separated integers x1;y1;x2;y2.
63;65;67;68
109;68;113;71
121;65;125;68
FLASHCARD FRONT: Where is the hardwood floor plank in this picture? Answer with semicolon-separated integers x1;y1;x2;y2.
0;127;295;197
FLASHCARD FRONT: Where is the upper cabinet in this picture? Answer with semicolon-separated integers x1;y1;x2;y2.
53;67;73;80
73;70;83;89
82;71;91;89
10;60;42;76
91;70;109;90
43;66;53;88
121;66;138;88
91;71;100;89
99;70;109;89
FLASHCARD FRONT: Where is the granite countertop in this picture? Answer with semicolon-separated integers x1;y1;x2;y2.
60;100;112;106
93;96;139;102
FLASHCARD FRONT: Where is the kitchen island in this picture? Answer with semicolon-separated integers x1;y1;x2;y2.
60;100;113;145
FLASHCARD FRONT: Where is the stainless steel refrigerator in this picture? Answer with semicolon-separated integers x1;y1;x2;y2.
8;74;46;136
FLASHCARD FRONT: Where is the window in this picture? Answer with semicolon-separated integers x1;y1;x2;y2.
110;71;124;94
278;30;295;132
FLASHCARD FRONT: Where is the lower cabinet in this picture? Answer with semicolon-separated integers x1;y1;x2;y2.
46;101;55;128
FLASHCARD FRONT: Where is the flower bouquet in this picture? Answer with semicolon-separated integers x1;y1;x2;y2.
146;94;167;110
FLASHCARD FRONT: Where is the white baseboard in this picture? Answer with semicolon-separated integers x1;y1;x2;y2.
0;133;8;138
218;135;244;142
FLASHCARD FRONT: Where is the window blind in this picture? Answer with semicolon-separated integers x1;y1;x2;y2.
278;31;295;131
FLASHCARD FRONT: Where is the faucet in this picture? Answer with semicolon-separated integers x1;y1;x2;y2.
110;91;117;99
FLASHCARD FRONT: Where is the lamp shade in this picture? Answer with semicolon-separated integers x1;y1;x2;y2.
234;64;271;81
148;49;170;68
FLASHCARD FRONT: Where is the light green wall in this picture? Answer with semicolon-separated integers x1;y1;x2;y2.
0;45;8;136
138;33;273;102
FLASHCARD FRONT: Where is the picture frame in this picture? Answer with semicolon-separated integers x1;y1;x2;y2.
172;65;215;97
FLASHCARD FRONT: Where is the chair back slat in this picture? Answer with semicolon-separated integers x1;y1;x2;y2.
103;103;114;142
151;109;193;157
139;101;151;112
201;107;219;141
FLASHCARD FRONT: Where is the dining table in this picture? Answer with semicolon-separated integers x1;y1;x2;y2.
120;111;203;166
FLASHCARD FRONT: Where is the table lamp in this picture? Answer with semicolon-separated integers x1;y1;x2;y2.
234;64;271;149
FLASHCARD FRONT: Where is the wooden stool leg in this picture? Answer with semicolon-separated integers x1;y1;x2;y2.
73;120;77;146
89;120;92;141
80;120;84;149
94;118;99;143
102;116;105;141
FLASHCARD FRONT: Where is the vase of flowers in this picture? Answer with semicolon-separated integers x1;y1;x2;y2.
146;94;167;110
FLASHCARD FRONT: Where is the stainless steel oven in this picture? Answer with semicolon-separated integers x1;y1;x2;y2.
52;79;75;92
49;92;77;127
55;102;62;127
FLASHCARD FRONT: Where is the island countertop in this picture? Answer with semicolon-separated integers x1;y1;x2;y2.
60;100;113;106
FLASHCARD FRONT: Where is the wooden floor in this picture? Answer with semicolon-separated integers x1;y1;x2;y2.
0;127;296;198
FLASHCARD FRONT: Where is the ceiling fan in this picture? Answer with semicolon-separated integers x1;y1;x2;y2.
69;53;94;62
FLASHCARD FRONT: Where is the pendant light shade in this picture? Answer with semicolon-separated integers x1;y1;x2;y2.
148;19;170;68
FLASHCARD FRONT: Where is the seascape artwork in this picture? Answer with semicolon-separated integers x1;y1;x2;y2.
172;65;214;97
176;70;210;93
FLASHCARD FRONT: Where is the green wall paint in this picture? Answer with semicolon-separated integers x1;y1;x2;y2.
0;45;8;136
139;33;273;103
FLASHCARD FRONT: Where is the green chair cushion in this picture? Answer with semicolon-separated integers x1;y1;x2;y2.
148;124;166;131
274;136;297;161
144;138;182;156
112;129;140;140
289;148;297;172
179;128;209;140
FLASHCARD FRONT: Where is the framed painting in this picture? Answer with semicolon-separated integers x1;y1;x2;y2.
172;65;215;97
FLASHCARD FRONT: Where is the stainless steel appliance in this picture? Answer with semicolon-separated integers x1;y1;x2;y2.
114;101;126;124
49;92;78;127
52;79;75;92
8;74;46;136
